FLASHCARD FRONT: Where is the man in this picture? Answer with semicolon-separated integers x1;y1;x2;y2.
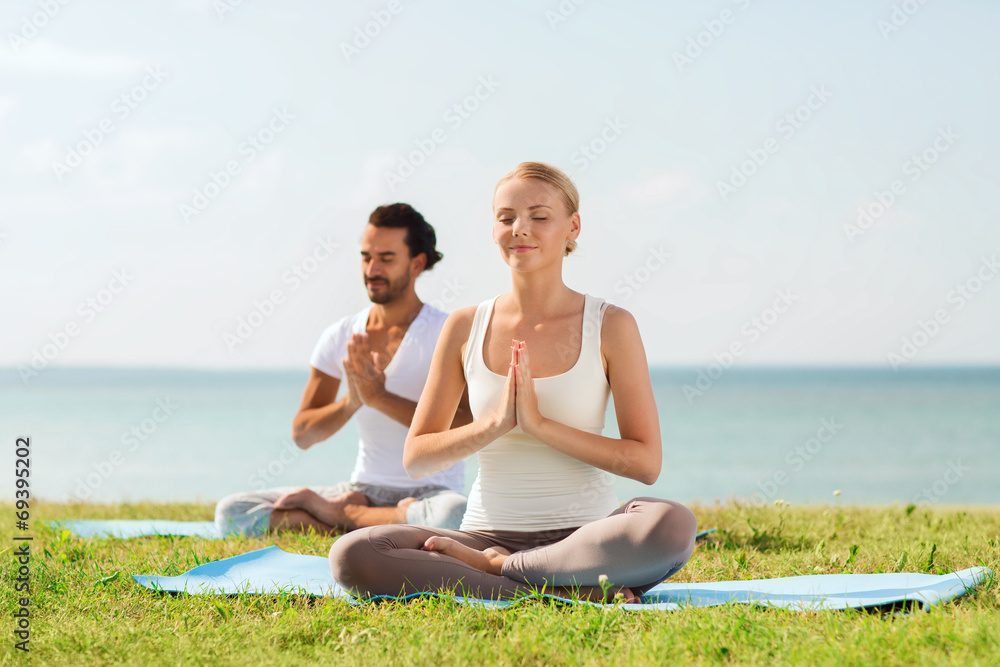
215;203;471;536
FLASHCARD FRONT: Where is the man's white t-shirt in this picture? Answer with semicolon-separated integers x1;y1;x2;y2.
309;303;464;492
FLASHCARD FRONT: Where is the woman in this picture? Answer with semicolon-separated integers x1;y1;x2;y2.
329;162;696;602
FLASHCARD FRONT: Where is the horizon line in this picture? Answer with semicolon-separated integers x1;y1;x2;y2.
4;363;1000;374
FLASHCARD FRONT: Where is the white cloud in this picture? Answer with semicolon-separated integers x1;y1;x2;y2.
16;126;203;181
0;40;147;77
172;0;301;22
617;169;710;207
18;136;61;173
653;275;755;325
0;96;19;127
353;152;399;206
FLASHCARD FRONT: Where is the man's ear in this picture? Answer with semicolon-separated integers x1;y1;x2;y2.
411;252;428;276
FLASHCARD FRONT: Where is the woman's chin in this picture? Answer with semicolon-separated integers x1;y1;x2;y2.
505;252;542;266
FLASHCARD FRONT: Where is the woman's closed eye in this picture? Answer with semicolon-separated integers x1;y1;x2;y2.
498;217;548;223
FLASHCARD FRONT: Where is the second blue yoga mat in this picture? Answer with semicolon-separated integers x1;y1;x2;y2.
50;520;222;539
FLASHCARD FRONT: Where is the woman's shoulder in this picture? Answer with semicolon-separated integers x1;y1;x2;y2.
437;305;479;347
445;304;478;327
444;294;503;331
598;301;640;345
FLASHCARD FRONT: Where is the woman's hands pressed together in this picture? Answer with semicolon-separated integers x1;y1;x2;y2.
492;339;545;438
513;340;545;435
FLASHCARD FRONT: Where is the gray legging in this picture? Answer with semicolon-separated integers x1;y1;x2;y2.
215;482;467;536
329;497;697;599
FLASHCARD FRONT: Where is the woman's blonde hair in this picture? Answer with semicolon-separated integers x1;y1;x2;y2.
494;161;579;256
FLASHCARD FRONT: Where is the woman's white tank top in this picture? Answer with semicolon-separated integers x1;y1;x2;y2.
459;293;619;532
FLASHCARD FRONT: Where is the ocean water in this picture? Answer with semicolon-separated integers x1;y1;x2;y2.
2;367;998;506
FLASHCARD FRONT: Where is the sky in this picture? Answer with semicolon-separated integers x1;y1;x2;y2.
2;0;999;372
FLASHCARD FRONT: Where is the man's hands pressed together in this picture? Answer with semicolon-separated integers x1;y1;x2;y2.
342;333;387;409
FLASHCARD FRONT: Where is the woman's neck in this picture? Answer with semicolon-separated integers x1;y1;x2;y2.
506;270;574;320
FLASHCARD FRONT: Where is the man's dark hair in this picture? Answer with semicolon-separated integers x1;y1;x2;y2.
368;203;443;271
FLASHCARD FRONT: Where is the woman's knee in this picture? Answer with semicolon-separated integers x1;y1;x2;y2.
329;528;379;593
329;525;421;594
627;497;698;554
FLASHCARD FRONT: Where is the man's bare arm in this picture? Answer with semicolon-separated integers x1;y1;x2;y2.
343;330;474;430
294;363;472;447
291;368;360;449
366;391;417;428
367;384;473;429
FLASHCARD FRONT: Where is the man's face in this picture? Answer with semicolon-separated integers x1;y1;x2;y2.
359;225;419;304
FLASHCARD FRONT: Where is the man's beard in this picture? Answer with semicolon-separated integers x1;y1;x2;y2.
366;272;410;304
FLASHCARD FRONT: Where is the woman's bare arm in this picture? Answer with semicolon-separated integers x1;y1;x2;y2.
519;306;662;484
403;308;513;478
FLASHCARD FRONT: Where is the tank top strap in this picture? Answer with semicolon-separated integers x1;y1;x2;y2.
464;295;498;377
466;294;608;378
581;294;609;359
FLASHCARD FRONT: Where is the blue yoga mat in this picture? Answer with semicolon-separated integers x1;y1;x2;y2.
136;545;342;597
50;520;222;539
133;545;991;611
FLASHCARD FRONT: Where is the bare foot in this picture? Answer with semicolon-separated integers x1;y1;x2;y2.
616;587;640;604
553;584;641;604
422;536;511;576
419;536;641;603
273;487;315;511
394;497;416;524
314;490;370;529
275;489;368;530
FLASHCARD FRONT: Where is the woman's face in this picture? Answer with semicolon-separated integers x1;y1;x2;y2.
492;178;579;269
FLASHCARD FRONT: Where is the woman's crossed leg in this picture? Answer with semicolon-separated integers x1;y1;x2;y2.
330;497;696;602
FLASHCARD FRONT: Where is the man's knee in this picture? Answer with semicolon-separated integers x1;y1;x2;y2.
214;492;243;529
214;491;270;537
408;492;468;530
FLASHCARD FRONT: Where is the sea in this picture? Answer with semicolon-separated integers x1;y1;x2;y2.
3;367;998;507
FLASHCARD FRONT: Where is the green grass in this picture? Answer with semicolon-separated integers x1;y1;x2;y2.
2;501;998;665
